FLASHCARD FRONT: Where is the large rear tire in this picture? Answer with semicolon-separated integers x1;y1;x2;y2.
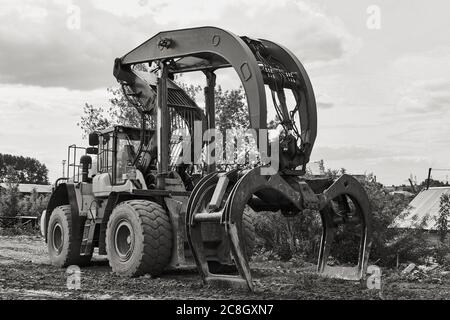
106;200;173;277
47;205;92;267
243;208;256;259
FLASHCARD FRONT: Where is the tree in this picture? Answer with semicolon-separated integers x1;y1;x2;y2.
437;193;450;243
418;178;449;189
0;154;49;184
19;189;49;218
78;87;141;138
0;167;21;218
215;86;249;133
79;83;249;135
79;82;251;166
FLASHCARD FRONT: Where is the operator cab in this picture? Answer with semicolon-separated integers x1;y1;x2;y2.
88;126;156;191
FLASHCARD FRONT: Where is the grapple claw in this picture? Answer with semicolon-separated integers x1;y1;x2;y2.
186;169;372;291
317;175;372;281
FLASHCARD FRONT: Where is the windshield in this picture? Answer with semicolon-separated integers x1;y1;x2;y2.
116;133;142;184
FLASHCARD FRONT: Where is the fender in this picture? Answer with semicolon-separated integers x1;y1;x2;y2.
44;183;80;242
97;191;161;255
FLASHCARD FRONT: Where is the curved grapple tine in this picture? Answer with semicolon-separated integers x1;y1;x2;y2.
317;174;372;280
222;168;303;291
185;172;219;281
186;170;251;290
186;167;304;291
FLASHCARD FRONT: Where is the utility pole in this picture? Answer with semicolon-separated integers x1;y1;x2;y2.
408;178;417;193
62;160;66;178
426;168;432;190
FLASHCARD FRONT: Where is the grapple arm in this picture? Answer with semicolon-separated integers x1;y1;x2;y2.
113;26;317;170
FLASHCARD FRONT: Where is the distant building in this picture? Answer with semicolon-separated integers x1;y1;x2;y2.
0;183;52;194
390;187;450;245
389;190;415;197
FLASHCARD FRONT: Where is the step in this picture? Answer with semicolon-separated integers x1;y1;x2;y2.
192;212;222;223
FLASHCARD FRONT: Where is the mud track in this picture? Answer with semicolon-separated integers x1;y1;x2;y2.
1;236;449;300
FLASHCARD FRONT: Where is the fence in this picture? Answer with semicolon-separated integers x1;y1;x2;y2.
0;216;38;229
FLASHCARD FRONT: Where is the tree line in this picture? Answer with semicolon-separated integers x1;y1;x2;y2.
0;153;49;184
0;155;50;220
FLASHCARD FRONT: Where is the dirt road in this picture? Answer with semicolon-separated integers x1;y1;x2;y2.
0;235;449;300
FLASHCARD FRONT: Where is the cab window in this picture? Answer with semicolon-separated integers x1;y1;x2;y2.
115;133;140;184
98;133;113;174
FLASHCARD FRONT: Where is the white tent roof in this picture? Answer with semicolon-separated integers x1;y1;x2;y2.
390;187;450;230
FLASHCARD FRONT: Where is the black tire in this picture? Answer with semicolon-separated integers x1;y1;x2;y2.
243;208;256;259
106;200;173;277
47;205;92;267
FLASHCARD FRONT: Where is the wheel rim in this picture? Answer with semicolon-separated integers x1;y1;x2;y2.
114;220;134;261
52;223;63;254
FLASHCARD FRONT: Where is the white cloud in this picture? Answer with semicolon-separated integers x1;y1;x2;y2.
396;78;450;114
0;0;159;89
0;0;359;90
0;84;109;182
392;48;450;113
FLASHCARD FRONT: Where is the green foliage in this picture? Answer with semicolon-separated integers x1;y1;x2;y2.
436;193;450;243
0;167;21;218
254;209;322;262
78;103;112;137
176;82;202;102
0;223;40;236
252;172;421;267
0;167;49;230
215;86;249;133
175;80;249;133
78;87;141;138
0;154;49;184
433;242;450;265
363;177;410;264
79;81;252;170
79;82;249;139
418;178;450;189
19;189;49;217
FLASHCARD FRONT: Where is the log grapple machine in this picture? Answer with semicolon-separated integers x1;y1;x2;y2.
42;27;372;291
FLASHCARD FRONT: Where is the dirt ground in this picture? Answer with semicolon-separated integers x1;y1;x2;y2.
0;235;450;300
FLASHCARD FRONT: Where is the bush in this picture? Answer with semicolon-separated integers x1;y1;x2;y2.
0;167;49;231
362;177;412;266
0;169;21;218
0;222;40;236
253;209;322;262
252;173;420;267
433;243;450;265
19;189;49;217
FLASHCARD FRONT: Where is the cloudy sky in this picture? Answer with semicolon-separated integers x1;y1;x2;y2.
1;0;449;185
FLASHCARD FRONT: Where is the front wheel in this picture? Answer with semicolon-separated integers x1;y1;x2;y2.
47;205;91;267
106;200;173;277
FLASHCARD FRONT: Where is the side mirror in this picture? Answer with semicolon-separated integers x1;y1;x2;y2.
86;147;98;155
89;132;99;146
